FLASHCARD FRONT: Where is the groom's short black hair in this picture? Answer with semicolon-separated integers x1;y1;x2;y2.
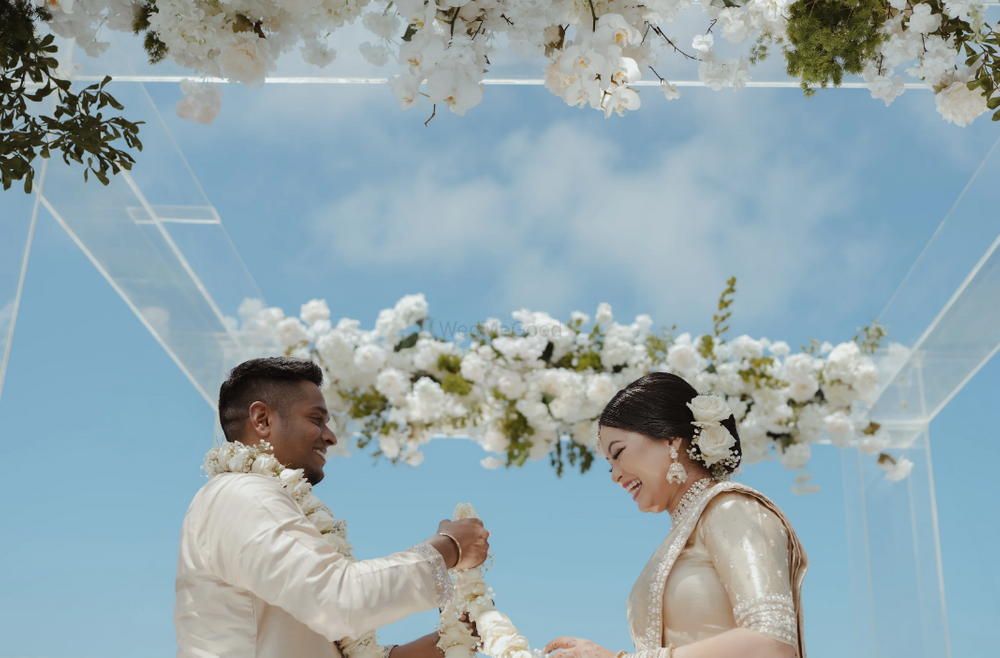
219;357;324;442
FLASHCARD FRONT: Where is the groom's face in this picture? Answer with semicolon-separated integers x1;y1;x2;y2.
266;381;338;485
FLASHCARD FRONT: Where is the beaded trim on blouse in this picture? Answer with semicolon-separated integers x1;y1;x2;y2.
733;594;798;646
408;542;455;607
668;478;714;526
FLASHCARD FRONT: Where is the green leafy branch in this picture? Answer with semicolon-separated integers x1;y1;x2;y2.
1;0;143;192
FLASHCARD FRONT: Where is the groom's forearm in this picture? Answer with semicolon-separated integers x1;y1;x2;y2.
388;633;444;658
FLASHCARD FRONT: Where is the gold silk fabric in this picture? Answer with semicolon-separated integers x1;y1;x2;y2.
626;482;808;658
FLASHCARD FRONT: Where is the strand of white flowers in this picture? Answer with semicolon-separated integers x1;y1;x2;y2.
60;76;939;89
203;441;385;658
438;504;535;658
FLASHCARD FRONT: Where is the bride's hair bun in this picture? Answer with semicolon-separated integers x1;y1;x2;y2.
598;372;742;480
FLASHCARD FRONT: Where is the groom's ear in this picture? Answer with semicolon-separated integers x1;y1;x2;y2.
248;400;273;437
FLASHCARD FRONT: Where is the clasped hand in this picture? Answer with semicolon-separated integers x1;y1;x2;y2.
433;518;490;570
545;637;617;658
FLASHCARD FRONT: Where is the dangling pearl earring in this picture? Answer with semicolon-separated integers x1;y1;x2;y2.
666;443;687;484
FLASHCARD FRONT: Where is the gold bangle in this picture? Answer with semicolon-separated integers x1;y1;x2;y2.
615;651;628;658
437;532;462;568
666;645;676;658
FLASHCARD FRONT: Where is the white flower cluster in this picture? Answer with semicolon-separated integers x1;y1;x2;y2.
202;440;384;658
229;293;910;483
863;1;990;126
439;503;538;658
686;394;740;480
38;0;995;124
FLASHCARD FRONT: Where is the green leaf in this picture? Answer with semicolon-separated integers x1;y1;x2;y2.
394;332;419;352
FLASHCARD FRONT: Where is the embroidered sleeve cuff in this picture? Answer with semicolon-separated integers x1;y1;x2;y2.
408;542;455;606
733;594;798;647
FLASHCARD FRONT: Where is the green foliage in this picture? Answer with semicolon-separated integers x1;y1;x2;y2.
853;320;886;354
713;276;737;338
783;0;889;93
1;0;142;192
441;372;473;395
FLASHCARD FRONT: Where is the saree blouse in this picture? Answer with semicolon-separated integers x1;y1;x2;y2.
626;481;808;658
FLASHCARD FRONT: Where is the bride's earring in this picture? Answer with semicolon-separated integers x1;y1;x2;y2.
666;444;687;484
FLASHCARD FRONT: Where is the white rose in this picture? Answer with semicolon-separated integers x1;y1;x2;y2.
275;317;309;348
788;377;820;403
300;299;331;325
667;343;701;373
586;374;618;406
307;508;336;533
460;353;488;383
453;502;478;520
881;456;914;482
769;341;791;357
859;428;890;455
480;456;505;470
279;468;305;486
595;302;613;326
227;447;253;473
729;335;763;360
823;411;855;448
250;453;282;477
218;34;277;88
299;493;324;515
497;371;527;399
376;367;411;402
778;442;811;471
695;424;736;466
852;362;879;400
378;432;402;459
783;353;816;383
687;394;731;423
353;344;387;373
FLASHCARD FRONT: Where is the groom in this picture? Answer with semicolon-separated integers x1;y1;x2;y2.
175;356;490;658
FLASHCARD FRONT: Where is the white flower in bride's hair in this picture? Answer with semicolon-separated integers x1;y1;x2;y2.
695;424;735;465
687;395;731;423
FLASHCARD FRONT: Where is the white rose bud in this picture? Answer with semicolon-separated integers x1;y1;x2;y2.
227;448;253;473
695;423;736;466
453;502;478;520
307;508;335;533
250;453;282;477
687;394;732;423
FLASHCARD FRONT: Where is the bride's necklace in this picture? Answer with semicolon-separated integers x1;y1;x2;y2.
202;441;383;658
669;477;715;526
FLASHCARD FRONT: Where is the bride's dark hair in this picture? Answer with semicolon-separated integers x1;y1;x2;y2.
599;372;742;478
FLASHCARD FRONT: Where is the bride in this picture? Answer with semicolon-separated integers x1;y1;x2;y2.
545;372;807;658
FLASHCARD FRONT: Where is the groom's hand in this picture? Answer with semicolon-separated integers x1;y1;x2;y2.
431;518;490;570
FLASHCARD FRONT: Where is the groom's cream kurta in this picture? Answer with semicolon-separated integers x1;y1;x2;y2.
175;473;452;658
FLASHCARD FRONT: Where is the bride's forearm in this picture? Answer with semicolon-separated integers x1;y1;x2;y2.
632;629;795;658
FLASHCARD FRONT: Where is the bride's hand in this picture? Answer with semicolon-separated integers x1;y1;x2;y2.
544;637;617;658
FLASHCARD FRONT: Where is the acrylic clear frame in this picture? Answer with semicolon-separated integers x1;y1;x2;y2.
3;31;1000;658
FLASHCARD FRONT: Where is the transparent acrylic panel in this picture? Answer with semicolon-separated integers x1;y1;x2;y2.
38;76;263;407
871;135;1000;426
0;183;42;400
841;431;949;658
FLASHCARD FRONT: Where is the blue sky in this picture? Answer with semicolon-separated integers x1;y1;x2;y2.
2;53;1000;658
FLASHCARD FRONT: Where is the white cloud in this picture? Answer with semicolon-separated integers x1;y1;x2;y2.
307;113;867;326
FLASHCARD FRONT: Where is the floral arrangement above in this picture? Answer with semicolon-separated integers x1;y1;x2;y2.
230;278;915;487
32;0;1000;126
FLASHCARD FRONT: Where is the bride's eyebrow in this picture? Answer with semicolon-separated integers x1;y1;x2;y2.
606;440;622;455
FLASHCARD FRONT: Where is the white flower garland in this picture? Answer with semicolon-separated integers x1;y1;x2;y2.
202;440;384;658
39;0;995;125
226;289;911;486
438;503;537;658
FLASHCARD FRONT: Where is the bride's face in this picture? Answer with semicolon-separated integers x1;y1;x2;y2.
600;426;677;514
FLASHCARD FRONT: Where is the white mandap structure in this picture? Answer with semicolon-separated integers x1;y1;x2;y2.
2;33;1000;658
